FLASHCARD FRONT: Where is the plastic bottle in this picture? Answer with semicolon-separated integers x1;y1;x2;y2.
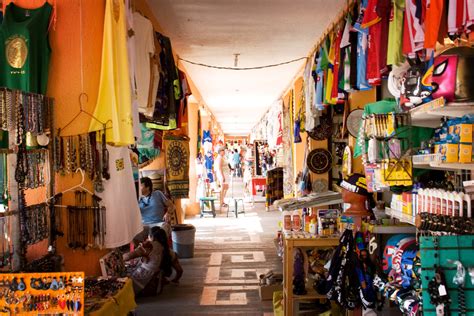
309;218;317;235
283;210;292;233
446;192;455;217
418;188;425;214
292;210;301;232
453;192;463;217
412;184;418;216
463;193;472;218
441;190;448;216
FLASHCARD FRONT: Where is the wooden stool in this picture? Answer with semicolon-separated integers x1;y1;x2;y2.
227;198;245;218
199;197;217;218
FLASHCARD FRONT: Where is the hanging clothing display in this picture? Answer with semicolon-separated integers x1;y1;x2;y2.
387;0;405;66
164;134;190;198
89;0;135;146
0;2;52;94
125;0;142;142
133;12;156;116
146;32;181;131
137;123;161;164
96;145;143;248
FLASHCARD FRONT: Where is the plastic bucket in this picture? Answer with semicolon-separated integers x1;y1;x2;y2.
171;224;196;258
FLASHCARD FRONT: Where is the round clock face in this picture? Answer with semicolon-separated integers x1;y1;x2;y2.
346;109;364;138
167;141;188;177
307;149;332;174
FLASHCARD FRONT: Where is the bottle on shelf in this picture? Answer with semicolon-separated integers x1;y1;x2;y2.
292;210;301;232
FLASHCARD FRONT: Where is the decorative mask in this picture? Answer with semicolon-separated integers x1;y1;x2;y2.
431;46;474;104
399;57;432;111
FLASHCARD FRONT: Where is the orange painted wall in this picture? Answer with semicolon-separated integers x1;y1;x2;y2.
5;0;107;275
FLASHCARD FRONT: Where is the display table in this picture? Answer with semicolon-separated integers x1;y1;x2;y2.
88;278;136;316
251;177;266;195
283;235;339;316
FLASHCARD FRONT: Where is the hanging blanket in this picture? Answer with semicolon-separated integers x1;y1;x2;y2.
164;135;190;198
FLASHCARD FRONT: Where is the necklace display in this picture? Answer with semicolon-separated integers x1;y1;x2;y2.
65;191;106;250
21;203;49;246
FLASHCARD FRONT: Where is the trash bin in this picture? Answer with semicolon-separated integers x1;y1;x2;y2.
171;224;196;258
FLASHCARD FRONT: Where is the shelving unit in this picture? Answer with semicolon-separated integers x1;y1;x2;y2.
370;224;417;234
385;208;416;226
283;236;339;316
409;97;473;128
413;161;474;171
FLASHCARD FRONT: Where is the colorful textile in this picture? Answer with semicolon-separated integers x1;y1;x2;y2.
90;0;135;146
164;135;190;198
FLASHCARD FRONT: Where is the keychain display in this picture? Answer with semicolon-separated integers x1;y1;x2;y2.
417;213;473;235
0;272;84;315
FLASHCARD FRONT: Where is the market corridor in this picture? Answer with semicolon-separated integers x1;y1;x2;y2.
136;179;282;315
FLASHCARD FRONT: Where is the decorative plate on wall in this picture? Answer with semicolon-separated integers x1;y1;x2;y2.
307;149;332;174
307;115;333;140
312;179;328;193
346;109;364;138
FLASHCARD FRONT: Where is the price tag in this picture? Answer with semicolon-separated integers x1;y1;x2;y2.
438;284;447;296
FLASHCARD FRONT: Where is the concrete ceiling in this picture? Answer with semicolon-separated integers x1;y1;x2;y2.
147;0;346;136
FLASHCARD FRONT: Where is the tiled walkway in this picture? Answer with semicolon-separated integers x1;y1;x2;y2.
136;179;282;315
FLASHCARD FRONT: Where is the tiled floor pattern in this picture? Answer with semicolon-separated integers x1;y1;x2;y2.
136;179;282;315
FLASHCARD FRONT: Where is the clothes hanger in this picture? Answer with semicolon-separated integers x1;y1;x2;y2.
59;93;111;137
46;168;96;205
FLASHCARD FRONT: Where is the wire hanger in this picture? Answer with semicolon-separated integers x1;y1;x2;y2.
59;93;110;136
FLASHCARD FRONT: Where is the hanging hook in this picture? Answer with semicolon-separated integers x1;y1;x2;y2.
79;92;88;111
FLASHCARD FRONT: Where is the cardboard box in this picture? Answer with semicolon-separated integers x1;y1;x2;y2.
259;283;282;301
459;143;473;163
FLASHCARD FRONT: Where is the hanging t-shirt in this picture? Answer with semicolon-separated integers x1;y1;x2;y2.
424;0;444;49
0;2;52;94
125;0;142;142
363;0;382;85
387;0;406;66
402;0;425;56
314;48;325;110
356;30;371;90
98;145;143;248
89;0;135;146
133;12;156;115
376;0;391;75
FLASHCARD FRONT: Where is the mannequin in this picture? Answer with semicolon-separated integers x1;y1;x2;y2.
340;173;371;217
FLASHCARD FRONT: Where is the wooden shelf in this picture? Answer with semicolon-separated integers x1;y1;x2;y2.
385;208;416;226
371;225;416;234
410;98;474;128
283;236;339;315
413;161;474;171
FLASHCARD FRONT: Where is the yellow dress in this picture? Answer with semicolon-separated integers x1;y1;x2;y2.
89;0;134;146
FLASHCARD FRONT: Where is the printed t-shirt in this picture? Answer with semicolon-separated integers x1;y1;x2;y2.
387;0;406;66
98;145;143;248
403;0;425;56
0;2;52;94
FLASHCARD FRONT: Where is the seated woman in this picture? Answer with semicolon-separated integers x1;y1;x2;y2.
123;226;182;296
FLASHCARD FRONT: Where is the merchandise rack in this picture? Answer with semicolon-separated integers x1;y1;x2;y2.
283;236;339;316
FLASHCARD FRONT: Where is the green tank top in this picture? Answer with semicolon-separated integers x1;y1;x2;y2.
0;2;52;94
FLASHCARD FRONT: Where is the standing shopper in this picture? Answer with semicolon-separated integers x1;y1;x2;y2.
214;147;230;209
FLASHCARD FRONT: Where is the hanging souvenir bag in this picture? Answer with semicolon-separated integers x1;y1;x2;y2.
299;137;312;195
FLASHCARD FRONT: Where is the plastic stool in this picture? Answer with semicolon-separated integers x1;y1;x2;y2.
227;198;245;218
199;197;217;218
